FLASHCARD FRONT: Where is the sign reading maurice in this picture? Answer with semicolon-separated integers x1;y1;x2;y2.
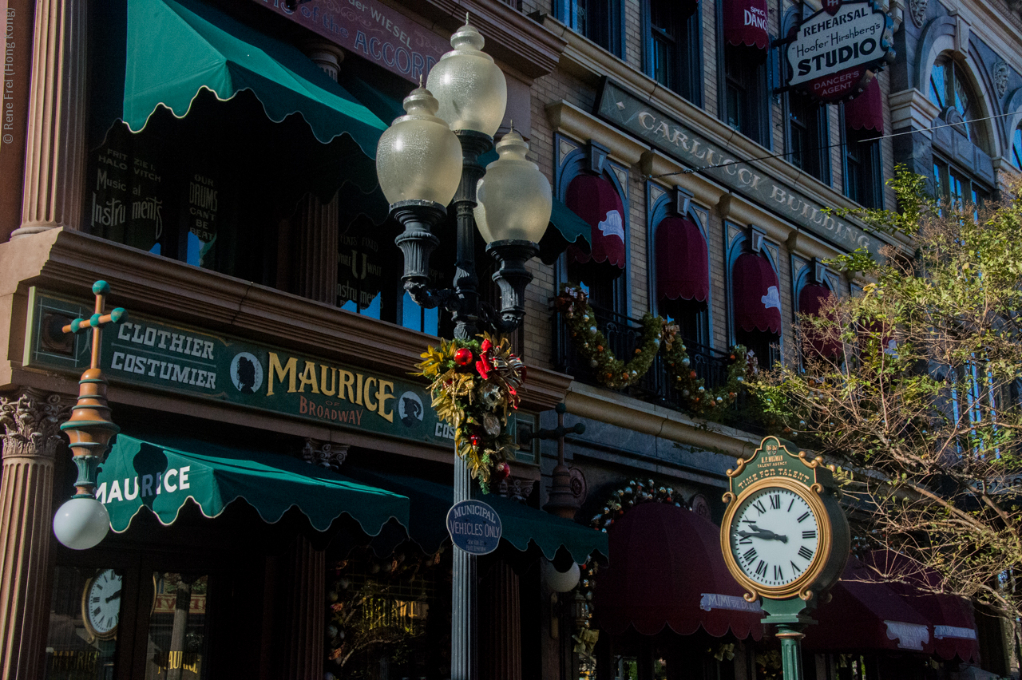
254;0;448;85
23;289;456;448
596;80;887;257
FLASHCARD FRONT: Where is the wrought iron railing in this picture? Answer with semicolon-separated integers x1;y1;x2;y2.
555;305;760;414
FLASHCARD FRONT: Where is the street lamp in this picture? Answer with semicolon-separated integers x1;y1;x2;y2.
375;15;552;680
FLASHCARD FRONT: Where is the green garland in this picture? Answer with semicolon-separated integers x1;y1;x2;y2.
554;284;751;414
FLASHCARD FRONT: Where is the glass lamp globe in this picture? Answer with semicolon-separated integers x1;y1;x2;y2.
53;496;110;550
426;17;507;136
475;130;552;244
543;560;581;593
376;85;463;206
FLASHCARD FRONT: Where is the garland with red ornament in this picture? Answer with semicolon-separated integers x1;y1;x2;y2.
414;334;525;493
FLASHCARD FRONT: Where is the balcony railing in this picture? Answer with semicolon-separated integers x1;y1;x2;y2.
555;306;768;418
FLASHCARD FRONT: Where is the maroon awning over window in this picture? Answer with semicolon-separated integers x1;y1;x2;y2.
807;557;934;654
593;502;764;639
656;217;709;303
724;0;769;50
732;253;781;334
866;551;981;663
845;76;884;133
566;175;626;269
799;283;840;357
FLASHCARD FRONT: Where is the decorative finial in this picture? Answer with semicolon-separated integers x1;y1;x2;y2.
419;74;423;87
510;119;514;134
466;11;470;24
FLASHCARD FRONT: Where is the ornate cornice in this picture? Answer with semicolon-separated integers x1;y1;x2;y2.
0;229;572;415
0;389;70;460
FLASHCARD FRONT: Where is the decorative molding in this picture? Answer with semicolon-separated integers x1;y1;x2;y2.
497;476;536;503
569;467;587;504
648;183;665;203
993;61;1010;99
302;438;348;471
908;0;928;27
611;167;629;196
0;390;69;460
545;101;649;166
690;493;711;520
888;89;941;135
559;138;578;160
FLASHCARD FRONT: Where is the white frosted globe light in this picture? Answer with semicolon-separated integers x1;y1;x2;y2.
53;497;110;550
376;86;463;206
475;130;552;244
543;560;581;593
426;18;507;136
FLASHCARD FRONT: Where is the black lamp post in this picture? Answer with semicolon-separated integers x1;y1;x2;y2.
375;16;552;680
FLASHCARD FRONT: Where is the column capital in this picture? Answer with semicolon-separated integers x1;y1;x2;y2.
0;389;71;461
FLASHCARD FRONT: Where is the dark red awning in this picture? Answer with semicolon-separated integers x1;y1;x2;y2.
593;502;764;640
724;0;769;50
566;175;626;269
732;253;781;334
799;284;841;357
656;217;709;303
807;557;933;653
866;551;981;663
845;76;884;133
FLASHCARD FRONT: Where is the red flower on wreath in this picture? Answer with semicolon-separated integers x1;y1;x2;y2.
476;338;494;379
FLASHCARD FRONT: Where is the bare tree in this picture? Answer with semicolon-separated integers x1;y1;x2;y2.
754;170;1022;629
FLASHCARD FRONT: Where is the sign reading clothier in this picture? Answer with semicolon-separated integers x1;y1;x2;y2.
23;289;455;448
595;79;887;256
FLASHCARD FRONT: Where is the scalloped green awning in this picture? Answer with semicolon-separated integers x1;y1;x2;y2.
123;0;387;153
97;435;409;534
342;467;608;563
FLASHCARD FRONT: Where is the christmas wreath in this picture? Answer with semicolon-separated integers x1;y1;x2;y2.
415;334;524;493
553;285;667;390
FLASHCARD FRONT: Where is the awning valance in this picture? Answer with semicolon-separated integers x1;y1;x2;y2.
866;551;981;663
845;77;884;134
656;217;709;303
539;198;594;265
807;557;933;653
732;253;782;334
566;175;627;269
121;0;387;153
97;435;409;534
594;502;764;639
724;0;769;51
799;283;840;357
341;467;609;563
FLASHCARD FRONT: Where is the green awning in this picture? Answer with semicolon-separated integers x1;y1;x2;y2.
343;467;608;563
123;0;387;153
96;435;409;534
538;198;592;264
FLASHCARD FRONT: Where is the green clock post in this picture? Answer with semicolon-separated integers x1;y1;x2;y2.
720;437;849;680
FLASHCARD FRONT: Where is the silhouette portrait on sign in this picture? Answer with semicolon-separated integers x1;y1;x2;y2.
401;396;422;427
235;356;257;394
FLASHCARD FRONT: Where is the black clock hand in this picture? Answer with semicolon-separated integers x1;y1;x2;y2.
737;528;789;543
105;590;121;603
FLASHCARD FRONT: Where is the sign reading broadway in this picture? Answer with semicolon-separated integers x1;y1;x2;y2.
786;0;893;100
595;80;887;256
23;289;455;448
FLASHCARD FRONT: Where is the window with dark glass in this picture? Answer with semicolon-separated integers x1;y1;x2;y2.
929;57;988;151
1012;127;1022;170
932;160;990;223
646;0;701;104
558;0;622;56
843;128;882;209
787;91;828;182
724;45;766;145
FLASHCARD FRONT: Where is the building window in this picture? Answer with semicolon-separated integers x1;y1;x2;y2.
933;160;991;221
564;174;628;314
929;57;987;152
1012;127;1022;170
844;128;882;209
787;91;828;182
724;45;767;145
645;0;701;105
558;0;623;56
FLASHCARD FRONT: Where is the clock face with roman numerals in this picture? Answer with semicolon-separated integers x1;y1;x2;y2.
83;569;122;639
728;487;820;588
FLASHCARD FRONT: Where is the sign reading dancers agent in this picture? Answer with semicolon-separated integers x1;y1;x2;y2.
786;0;893;99
446;500;502;555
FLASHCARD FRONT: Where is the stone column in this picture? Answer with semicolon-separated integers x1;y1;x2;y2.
480;561;522;680
12;0;89;239
291;43;345;304
278;536;325;680
0;390;70;679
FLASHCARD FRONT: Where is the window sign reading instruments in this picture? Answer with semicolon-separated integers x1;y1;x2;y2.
720;436;850;680
447;500;502;555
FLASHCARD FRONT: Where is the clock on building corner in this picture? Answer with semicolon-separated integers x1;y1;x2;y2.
81;568;122;641
720;436;849;605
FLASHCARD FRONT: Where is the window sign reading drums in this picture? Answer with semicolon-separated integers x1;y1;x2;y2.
785;0;893;101
23;288;455;448
447;500;502;555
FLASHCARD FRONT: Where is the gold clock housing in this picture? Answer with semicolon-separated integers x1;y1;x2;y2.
720;477;833;602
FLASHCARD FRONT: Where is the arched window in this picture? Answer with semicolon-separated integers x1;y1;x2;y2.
565;174;627;312
731;248;782;369
655;214;709;345
1011;126;1022;170
928;57;987;151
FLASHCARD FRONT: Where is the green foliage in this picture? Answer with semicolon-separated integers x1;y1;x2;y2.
753;168;1022;620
